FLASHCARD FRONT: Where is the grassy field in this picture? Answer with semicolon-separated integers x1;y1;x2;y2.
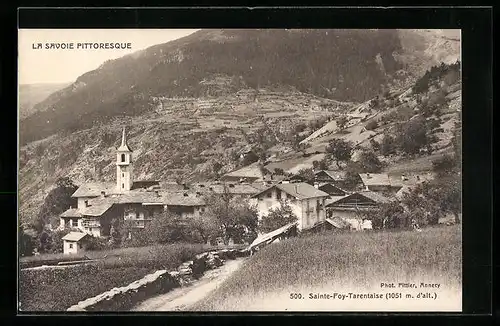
192;225;462;311
18;243;244;311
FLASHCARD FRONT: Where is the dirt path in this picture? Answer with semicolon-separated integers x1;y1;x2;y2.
131;258;246;311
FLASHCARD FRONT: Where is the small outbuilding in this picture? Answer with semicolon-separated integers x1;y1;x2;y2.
62;232;90;255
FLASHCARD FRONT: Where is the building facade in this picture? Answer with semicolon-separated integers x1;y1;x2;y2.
250;182;330;232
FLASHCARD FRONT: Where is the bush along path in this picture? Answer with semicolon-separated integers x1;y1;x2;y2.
66;249;248;312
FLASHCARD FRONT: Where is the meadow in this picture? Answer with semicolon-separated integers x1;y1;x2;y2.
192;225;462;311
18;243;244;311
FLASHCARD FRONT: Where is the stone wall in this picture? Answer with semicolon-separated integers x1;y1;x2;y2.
66;249;248;311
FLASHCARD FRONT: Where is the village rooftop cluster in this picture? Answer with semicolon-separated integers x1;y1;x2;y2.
58;127;435;254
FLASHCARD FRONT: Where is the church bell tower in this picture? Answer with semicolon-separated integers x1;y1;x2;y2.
116;127;133;192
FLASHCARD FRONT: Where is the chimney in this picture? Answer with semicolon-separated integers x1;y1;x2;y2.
100;191;106;198
155;190;160;197
183;193;189;197
366;173;371;179
416;175;421;181
401;174;408;181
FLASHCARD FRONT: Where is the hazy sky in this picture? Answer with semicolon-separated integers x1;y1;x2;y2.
18;29;199;85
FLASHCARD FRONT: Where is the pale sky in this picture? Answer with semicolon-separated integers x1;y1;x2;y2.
18;29;200;85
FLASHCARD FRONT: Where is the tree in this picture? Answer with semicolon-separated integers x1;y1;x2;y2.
432;154;456;177
365;120;378;131
436;176;461;224
274;168;285;175
326;139;353;169
380;134;397;156
296;168;315;182
371;202;406;229
203;189;259;244
396;117;428;155
19;227;35;257
189;213;221;244
259;200;298;233
370;138;380;151
337;115;348;130
358;150;384;173
242;151;259;166
138;210;192;245
212;161;223;178
344;162;363;190
36;177;78;231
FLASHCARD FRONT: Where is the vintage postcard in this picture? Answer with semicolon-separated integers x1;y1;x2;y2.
18;28;462;312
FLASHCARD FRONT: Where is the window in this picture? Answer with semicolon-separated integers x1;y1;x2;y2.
122;173;124;178
121;154;126;162
276;189;282;199
69;243;73;249
122;183;124;189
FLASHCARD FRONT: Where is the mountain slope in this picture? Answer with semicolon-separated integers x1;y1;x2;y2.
18;82;71;119
20;29;406;145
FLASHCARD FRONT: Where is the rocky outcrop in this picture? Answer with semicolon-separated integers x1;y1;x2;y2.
66;248;247;312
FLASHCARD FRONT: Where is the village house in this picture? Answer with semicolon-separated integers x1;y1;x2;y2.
59;127;207;239
220;162;269;183
314;170;355;189
325;191;396;230
315;182;349;197
249;182;330;232
358;173;403;193
62;231;90;255
190;181;266;199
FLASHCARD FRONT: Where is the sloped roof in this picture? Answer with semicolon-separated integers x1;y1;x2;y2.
62;232;89;242
326;217;350;229
81;198;115;216
161;192;206;206
326;191;394;207
191;182;262;195
60;208;83;218
115;192;163;204
359;173;392;187
276;183;330;200
131;180;160;190
360;191;395;204
249;182;270;192
253;182;329;200
318;183;347;195
221;162;265;180
325;196;349;206
71;182;118;198
248;221;298;250
315;170;348;181
389;174;434;188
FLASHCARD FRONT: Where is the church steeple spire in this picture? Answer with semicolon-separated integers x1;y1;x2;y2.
117;126;132;152
116;126;133;192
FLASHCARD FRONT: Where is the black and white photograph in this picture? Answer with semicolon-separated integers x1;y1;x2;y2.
18;27;463;312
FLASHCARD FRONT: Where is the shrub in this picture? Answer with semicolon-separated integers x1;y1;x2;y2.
380;134;397;156
364;120;378;131
259;201;298;233
358;150;384;173
395;117;428;155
